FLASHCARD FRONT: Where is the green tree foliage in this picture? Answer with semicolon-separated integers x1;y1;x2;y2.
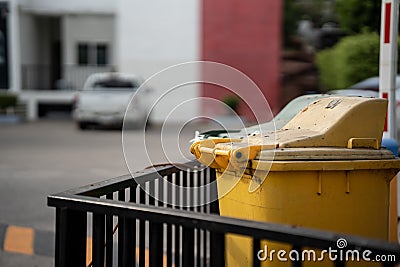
0;93;17;109
336;0;381;34
222;95;241;113
316;32;385;90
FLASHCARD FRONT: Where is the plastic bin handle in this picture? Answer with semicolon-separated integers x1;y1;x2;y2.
199;147;231;157
347;138;379;149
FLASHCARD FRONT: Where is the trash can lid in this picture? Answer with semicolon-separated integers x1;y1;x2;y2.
191;96;389;169
270;96;387;149
190;96;400;192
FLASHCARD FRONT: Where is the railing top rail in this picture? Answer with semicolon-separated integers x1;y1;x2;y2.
48;191;400;259
64;160;201;197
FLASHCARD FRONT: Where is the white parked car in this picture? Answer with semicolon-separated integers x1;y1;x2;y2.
73;72;151;130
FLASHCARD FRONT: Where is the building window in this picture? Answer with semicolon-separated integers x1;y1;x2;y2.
77;43;108;66
77;44;89;65
96;44;108;66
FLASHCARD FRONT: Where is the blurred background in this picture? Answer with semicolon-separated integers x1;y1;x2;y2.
0;0;395;265
0;0;387;123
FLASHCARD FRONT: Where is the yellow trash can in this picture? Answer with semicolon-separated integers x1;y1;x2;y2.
191;97;400;267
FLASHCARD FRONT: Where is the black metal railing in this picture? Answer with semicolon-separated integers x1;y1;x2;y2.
48;161;400;267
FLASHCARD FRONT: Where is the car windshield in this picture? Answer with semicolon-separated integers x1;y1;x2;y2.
92;78;140;90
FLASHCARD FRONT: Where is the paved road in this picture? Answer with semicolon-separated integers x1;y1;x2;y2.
0;118;217;266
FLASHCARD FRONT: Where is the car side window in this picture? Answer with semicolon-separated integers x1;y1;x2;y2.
93;79;140;90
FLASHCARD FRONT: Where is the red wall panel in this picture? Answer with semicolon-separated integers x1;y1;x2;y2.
202;0;282;122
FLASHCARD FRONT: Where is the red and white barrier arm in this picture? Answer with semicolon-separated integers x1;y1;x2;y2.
380;0;399;140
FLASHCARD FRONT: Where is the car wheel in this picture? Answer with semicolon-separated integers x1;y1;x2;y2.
78;122;89;130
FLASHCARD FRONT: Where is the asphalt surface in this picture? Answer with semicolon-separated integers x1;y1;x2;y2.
2;117;400;266
0;117;217;266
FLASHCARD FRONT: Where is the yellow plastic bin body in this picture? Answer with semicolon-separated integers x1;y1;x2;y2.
190;97;400;267
218;151;399;267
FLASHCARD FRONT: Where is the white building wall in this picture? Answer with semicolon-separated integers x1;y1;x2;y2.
8;0;200;122
62;14;115;89
19;13;56;90
8;0;21;92
19;13;40;65
116;0;201;123
62;14;115;65
10;0;117;92
20;14;54;66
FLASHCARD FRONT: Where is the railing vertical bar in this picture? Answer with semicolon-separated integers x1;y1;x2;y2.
291;246;302;267
183;168;190;211
149;178;156;206
122;217;135;267
205;168;211;267
55;208;87;267
105;193;114;267
209;180;225;267
334;261;345;267
149;220;164;267
139;187;146;267
199;168;206;267
121;186;136;267
209;169;219;215
93;213;105;267
166;223;173;267
200;168;205;214
55;208;62;267
175;171;183;267
157;175;164;207
194;169;202;267
210;192;219;215
117;189;125;267
147;177;162;267
252;238;260;267
182;227;195;267
199;229;204;267
160;176;167;267
129;183;137;200
189;168;196;267
168;173;176;209
206;168;211;215
167;172;174;206
162;175;172;267
188;169;194;211
183;169;189;209
182;169;195;267
209;231;225;267
166;174;173;267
